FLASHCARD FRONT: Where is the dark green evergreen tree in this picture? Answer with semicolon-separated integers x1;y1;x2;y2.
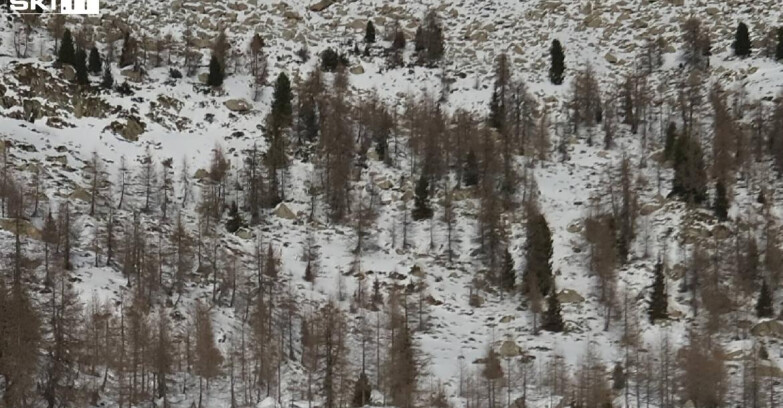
524;212;554;296
463;150;479;187
304;261;315;283
207;54;224;87
549;39;565;85
412;173;433;221
352;371;372;407
365;21;376;44
500;248;515;291
733;22;751;58
321;48;342;72
392;30;406;50
74;49;89;85
663;122;677;161
271;72;293;126
101;64;114;89
713;181;729;221
58;29;75;66
541;284;564;332
671;133;707;204
756;280;774;318
225;201;243;233
88;46;102;74
776;27;783;61
488;90;504;130
119;32;137;68
648;261;668;323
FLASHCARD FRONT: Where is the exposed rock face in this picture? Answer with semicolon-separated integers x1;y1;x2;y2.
349;65;365;75
557;289;585;304
274;203;297;220
751;320;783;338
63;65;76;81
0;218;43;240
309;0;333;12
106;117;146;141
121;68;145;83
224;99;252;112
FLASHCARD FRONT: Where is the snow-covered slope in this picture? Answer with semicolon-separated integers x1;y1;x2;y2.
1;0;783;407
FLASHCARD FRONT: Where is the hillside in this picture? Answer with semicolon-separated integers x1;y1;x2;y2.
1;0;783;408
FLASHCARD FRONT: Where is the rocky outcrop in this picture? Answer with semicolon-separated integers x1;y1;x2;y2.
106;116;146;141
274;203;297;220
224;99;252;112
309;0;333;12
0;218;43;240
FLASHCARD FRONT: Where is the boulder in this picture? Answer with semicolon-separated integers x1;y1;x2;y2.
350;65;365;75
224;99;252;112
283;10;301;20
498;340;523;358
120;68;144;83
193;168;209;180
583;13;604;28
751;320;783;338
70;187;92;202
122;117;145;141
0;218;42;240
604;53;618;64
198;72;209;84
309;0;333;12
62;65;76;81
375;179;393;190
557;289;585;304
236;228;253;240
273;203;297;220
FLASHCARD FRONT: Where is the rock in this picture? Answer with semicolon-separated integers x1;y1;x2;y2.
198;73;209;84
236;228;253;240
583;13;604;28
498;340;523;357
712;224;731;240
228;2;247;11
758;363;783;378
751;320;783;338
410;265;425;278
401;190;414;201
62;65;76;81
499;315;515;323
193;168;209;180
557;289;585;304
224;99;252;112
639;203;661;216
121;68;144;83
70;187;92;202
309;0;333;12
273;203;297;220
350;65;365;75
604;53;618;64
283;10;301;20
0;219;42;240
122;117;145;141
375;179;393;190
566;222;582;234
705;7;719;16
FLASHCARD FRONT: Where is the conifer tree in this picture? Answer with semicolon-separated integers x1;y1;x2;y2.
271;72;293;126
88;46;102;74
776;27;783;61
648;261;668;323
194;301;223;408
207;54;224;87
119;31;137;68
733;22;752;58
542;284;564;332
524;211;554;296
757;280;774;318
412;173;433;220
74;48;89;85
58;28;75;65
500;248;516;291
672;133;708;204
663;122;677;161
549;39;565;85
225;201;243;233
463;150;479;187
101;64;114;89
713;181;729;221
365;21;376;44
352;371;372;407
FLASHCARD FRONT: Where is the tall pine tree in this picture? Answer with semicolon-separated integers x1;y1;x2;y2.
757;280;774;318
271;72;293;126
412;173;433;220
713;181;729;221
733;22;751;58
776;27;783;61
524;211;554;296
541;283;564;332
88;46;102;74
365;21;376;44
207;54;224;87
648;261;668;323
74;48;89;85
549;39;565;85
500;248;516;291
58;29;75;66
